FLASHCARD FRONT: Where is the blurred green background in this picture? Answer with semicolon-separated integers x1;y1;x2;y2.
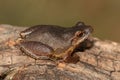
0;0;120;42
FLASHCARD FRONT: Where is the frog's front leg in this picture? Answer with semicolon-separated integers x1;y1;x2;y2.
19;41;54;60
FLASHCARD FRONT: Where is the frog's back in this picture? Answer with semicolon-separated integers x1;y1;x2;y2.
22;25;72;49
21;22;93;50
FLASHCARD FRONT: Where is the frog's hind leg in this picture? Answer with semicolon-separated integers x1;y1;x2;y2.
19;41;54;60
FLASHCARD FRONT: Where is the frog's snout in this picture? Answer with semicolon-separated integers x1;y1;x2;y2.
88;26;93;33
84;26;93;37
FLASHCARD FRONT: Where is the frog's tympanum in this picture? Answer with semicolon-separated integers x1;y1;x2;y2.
18;22;93;63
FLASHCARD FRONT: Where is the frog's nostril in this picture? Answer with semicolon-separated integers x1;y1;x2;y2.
88;26;94;33
84;27;93;35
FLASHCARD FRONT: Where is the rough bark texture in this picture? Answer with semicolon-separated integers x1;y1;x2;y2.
0;24;120;80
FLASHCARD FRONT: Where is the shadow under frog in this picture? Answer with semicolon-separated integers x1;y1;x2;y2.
17;22;93;63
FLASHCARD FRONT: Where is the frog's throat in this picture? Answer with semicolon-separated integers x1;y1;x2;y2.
52;28;91;59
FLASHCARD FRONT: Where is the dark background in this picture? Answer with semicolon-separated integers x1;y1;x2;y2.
0;0;120;42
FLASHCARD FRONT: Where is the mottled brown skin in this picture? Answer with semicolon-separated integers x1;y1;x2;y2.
18;22;93;63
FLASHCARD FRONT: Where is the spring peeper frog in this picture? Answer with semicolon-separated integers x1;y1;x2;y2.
18;22;93;63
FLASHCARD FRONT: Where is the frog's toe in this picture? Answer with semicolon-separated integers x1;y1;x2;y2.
63;54;79;63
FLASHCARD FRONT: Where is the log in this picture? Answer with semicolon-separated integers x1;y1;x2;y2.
0;24;120;80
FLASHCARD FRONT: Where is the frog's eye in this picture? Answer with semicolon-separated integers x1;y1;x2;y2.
71;31;83;45
75;31;84;37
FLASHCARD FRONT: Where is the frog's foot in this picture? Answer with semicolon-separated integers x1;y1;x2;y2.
60;53;79;63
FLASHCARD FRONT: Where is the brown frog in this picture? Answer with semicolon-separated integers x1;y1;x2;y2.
18;22;93;63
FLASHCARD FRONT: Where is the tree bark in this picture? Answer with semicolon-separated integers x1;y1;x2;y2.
0;24;120;80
